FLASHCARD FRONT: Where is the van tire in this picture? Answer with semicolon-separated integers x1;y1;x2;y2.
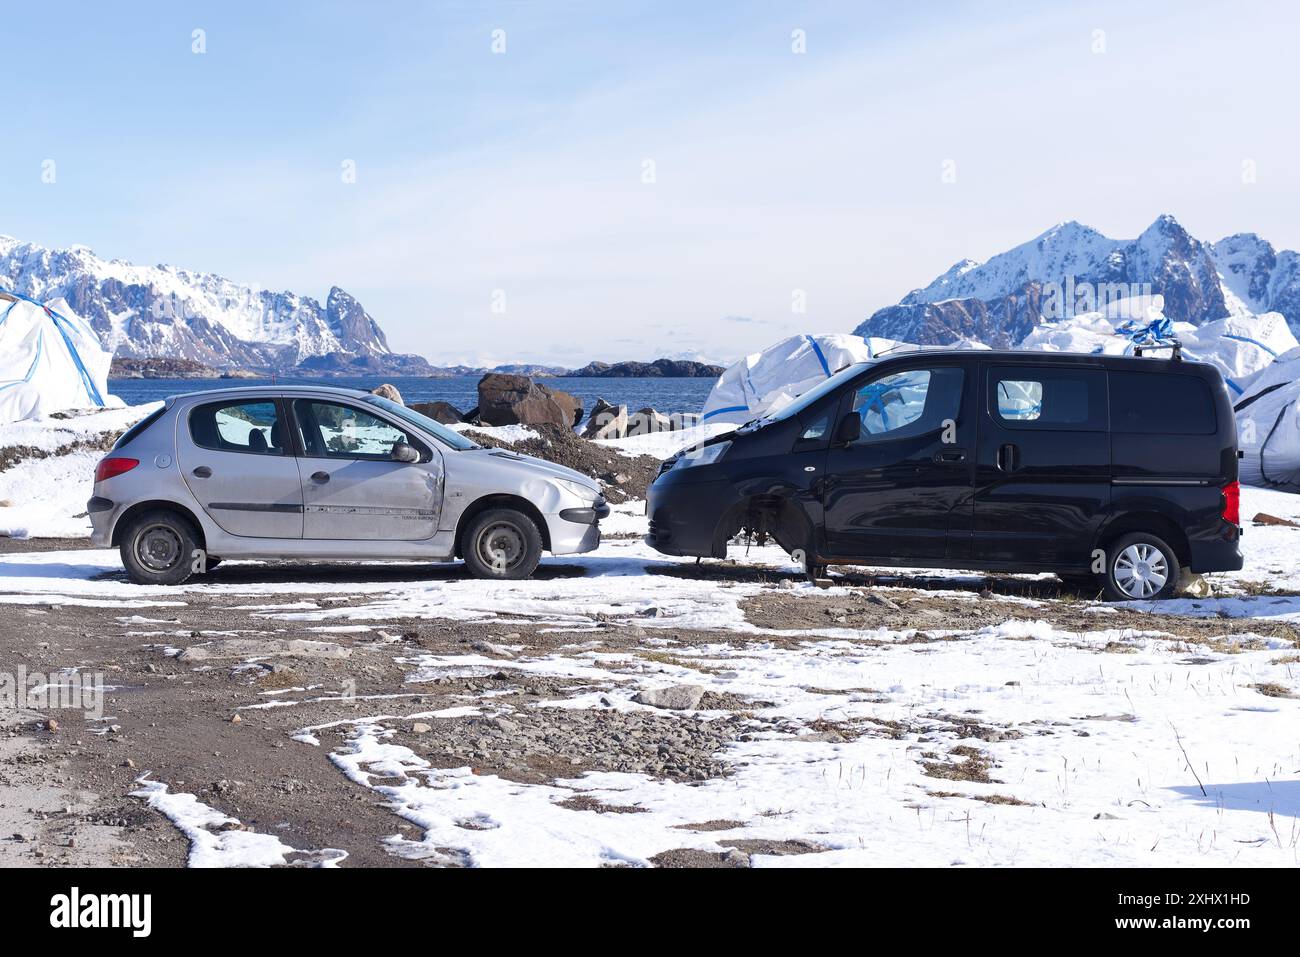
462;508;543;580
120;509;200;586
1101;532;1181;602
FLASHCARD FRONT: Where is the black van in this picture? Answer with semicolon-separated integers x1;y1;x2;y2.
646;351;1243;600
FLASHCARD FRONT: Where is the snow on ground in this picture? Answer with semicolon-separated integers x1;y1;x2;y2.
324;622;1300;867
0;403;159;454
592;422;733;459
448;422;538;444
3;513;1300;866
130;778;346;868
0;402;159;538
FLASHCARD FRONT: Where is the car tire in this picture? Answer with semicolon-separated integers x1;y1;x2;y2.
462;508;543;580
120;509;201;586
1101;532;1181;601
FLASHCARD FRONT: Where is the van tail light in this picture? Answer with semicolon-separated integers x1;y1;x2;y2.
95;457;139;483
1221;480;1240;526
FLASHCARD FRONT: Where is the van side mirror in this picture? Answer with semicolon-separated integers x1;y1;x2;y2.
835;412;861;445
391;442;421;464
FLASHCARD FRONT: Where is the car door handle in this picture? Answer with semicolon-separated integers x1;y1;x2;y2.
192;466;212;478
934;448;966;463
997;443;1020;472
311;471;330;483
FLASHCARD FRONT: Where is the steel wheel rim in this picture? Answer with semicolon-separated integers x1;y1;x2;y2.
136;524;183;572
477;521;525;572
1113;543;1168;598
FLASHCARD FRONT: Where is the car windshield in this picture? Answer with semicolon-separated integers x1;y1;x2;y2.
361;395;480;451
766;362;872;423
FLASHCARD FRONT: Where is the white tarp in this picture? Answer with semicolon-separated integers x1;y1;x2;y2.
1234;346;1300;491
701;333;987;425
1019;301;1297;399
0;292;116;424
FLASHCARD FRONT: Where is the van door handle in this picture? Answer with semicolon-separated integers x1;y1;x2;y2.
997;443;1020;472
934;448;966;463
311;471;330;483
192;466;212;478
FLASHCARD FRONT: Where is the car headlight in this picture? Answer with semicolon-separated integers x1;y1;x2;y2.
672;441;731;470
554;478;600;502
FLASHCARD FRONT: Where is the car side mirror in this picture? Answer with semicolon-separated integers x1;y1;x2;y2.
391;442;421;464
835;412;861;445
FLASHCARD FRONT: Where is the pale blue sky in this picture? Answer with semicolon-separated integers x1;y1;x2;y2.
3;1;1297;365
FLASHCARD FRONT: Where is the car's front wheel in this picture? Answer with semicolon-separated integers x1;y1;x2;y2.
1102;532;1181;601
120;510;201;586
462;508;543;580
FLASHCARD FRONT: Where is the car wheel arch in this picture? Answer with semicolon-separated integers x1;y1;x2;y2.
112;500;208;551
453;494;551;557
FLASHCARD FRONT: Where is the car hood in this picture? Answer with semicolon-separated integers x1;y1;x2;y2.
468;448;601;495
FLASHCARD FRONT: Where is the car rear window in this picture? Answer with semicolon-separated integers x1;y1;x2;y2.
1109;371;1216;435
112;406;166;450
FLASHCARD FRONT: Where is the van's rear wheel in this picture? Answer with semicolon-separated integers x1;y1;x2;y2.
1102;533;1180;601
463;508;543;580
120;510;200;586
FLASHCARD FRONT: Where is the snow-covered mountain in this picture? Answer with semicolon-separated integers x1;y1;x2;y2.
0;235;431;373
855;214;1300;347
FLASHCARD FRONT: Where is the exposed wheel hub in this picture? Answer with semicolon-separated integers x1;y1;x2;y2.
1113;543;1168;598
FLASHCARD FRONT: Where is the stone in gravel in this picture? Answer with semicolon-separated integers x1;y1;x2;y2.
866;593;902;611
178;638;350;662
410;723;432;734
633;684;705;710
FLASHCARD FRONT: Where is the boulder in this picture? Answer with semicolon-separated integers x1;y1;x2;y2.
477;373;583;429
581;397;629;439
632;684;706;711
370;383;404;405
410;400;465;425
629;407;674;435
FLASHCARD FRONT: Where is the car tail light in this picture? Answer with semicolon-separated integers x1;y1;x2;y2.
95;457;139;483
1221;480;1240;526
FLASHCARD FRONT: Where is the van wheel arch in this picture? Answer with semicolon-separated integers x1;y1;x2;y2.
454;494;551;557
1095;512;1190;568
715;494;818;563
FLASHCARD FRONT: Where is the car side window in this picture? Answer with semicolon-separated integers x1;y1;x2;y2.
189;399;285;455
293;399;421;461
850;367;963;441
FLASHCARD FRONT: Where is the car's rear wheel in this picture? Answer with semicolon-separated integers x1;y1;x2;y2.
462;508;543;580
1102;532;1180;601
120;510;200;586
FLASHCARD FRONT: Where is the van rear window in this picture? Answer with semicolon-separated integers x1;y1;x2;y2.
1109;371;1215;435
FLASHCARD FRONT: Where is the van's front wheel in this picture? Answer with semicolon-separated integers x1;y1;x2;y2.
1102;533;1180;601
463;508;543;580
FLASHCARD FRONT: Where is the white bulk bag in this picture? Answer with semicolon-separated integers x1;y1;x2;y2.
0;292;116;424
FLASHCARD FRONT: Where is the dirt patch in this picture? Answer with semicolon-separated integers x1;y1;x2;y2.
555;795;648;814
719;837;830;856
650;847;750;868
673;819;746;832
462;424;663;503
1252;682;1296;698
0;432;121;475
920;745;999;784
927;790;1034;806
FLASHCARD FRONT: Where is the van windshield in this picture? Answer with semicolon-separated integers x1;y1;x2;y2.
767;362;872;423
362;395;480;451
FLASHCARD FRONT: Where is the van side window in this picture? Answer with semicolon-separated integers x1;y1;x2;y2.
189;399;285;455
851;367;964;441
1110;371;1215;434
990;367;1106;431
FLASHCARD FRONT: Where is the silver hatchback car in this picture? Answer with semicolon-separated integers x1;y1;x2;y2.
88;386;608;584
